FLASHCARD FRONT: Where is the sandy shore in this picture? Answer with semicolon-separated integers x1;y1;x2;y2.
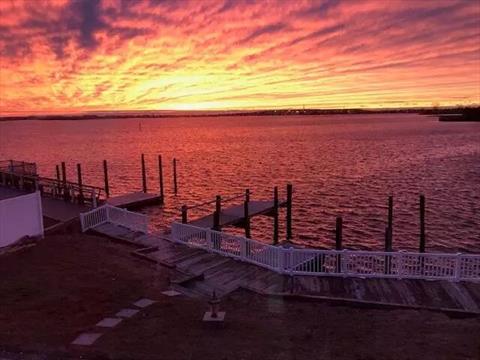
0;233;478;360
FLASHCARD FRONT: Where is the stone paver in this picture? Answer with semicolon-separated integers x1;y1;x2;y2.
96;317;123;328
71;333;103;346
116;308;140;318
133;298;156;308
162;289;181;297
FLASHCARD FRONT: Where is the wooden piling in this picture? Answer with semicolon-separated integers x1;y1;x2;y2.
244;189;251;238
173;158;178;196
213;195;221;230
273;186;279;245
335;216;343;250
61;162;68;201
141;154;147;193
244;200;251;238
181;205;188;224
419;195;426;253
158;155;164;203
335;216;343;273
384;226;393;274
286;183;293;240
103;160;110;198
76;163;84;204
55;165;61;196
388;196;393;241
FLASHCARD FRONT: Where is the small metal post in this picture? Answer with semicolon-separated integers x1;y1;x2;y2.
141;154;147;193
286;183;293;240
173;158;178;196
158;155;164;203
103;160;110;198
273;186;279;245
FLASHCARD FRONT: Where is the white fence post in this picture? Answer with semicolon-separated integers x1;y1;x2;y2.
341;249;348;276
205;229;211;250
277;247;284;274
454;253;462;282
397;252;404;279
240;237;247;260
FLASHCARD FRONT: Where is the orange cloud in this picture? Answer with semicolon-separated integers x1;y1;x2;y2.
0;0;479;114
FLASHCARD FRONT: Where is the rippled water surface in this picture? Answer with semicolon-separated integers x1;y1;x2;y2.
1;114;479;252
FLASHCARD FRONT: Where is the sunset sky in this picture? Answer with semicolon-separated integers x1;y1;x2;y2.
0;0;479;114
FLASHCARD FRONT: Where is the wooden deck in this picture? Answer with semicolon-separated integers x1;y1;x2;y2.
91;223;480;314
106;191;162;209
0;186;90;222
189;200;286;228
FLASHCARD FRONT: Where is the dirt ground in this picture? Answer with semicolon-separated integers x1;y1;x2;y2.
0;233;478;360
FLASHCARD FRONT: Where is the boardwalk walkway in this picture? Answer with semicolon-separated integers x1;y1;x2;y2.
91;223;480;314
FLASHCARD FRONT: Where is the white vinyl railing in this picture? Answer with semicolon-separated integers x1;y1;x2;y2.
80;205;148;233
171;222;480;282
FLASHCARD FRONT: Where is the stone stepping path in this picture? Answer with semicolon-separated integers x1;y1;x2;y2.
70;296;175;346
71;333;103;346
116;308;140;318
96;317;123;328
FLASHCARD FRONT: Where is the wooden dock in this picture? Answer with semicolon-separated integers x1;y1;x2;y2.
189;200;286;228
106;191;162;209
90;222;480;314
183;185;293;245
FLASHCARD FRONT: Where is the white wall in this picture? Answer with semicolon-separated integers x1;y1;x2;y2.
0;191;44;248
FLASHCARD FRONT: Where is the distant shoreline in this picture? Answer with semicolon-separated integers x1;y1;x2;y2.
0;107;478;121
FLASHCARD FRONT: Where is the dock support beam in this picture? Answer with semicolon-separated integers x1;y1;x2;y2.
141;154;147;193
286;183;293;241
419;195;426;253
335;216;343;273
158;155;164;204
103;160;110;198
76;163;84;205
181;205;188;224
173;158;178;196
244;189;250;238
273;186;279;245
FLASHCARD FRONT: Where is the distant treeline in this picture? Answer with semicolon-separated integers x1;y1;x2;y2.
1;106;479;121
